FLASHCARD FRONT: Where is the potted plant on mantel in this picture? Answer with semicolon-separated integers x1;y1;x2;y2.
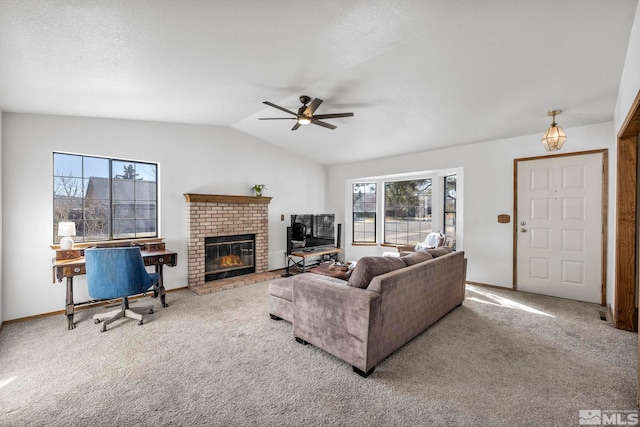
252;184;267;196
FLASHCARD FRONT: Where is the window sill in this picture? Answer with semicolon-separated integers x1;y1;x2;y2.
50;237;164;251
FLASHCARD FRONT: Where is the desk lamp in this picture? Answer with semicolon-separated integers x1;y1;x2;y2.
58;221;76;250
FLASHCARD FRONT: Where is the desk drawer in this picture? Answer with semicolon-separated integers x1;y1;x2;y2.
57;265;86;278
144;254;177;267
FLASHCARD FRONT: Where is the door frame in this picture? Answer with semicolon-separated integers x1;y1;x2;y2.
616;90;640;333
513;149;608;306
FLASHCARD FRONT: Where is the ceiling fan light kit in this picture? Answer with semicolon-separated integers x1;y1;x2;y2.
260;95;354;130
541;109;567;151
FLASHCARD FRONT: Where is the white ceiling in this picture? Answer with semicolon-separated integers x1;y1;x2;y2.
0;0;637;166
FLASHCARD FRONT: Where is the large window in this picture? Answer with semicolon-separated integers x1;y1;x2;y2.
53;153;158;243
444;174;457;250
384;179;432;245
352;183;377;243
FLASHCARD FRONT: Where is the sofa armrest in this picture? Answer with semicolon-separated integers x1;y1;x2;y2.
292;275;381;373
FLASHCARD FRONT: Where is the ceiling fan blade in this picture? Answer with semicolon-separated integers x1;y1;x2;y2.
291;122;302;131
263;101;298;116
311;119;337;130
258;117;297;120
313;112;354;119
303;98;323;116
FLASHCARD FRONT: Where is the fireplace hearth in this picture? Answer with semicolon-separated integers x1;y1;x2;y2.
205;234;255;281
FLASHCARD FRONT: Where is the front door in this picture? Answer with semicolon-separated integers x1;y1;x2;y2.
515;152;604;304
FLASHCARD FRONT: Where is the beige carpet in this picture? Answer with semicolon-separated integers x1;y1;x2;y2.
0;282;636;426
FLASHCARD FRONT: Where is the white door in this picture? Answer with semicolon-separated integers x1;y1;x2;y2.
516;153;603;303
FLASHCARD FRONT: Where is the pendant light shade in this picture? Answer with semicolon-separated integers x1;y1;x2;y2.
541;110;566;151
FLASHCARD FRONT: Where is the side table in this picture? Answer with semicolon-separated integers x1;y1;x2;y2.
309;261;353;281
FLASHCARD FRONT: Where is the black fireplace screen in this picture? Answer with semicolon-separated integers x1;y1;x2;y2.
205;234;255;281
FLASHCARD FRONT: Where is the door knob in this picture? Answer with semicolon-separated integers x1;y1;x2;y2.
520;228;527;233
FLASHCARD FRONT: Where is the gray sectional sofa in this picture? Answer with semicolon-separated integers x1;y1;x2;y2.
268;247;467;377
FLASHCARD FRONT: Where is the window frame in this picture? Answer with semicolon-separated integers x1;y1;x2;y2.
53;152;159;244
382;177;433;246
348;169;461;249
351;182;377;244
444;174;457;250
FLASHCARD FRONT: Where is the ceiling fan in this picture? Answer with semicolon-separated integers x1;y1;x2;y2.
259;95;354;130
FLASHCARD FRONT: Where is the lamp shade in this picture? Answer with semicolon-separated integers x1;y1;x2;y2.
57;222;76;237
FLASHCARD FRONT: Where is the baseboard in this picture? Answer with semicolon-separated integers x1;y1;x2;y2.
2;286;189;325
465;281;515;291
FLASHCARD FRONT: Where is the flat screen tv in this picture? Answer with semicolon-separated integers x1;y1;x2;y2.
290;214;336;252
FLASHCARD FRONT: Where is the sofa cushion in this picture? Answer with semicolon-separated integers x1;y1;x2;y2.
268;277;294;302
426;246;453;258
400;251;433;266
347;256;406;289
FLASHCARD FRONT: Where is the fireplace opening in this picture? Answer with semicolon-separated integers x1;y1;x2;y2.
205;234;255;281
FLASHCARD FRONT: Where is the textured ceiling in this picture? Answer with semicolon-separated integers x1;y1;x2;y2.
0;0;637;165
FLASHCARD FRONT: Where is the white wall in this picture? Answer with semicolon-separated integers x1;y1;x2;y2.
610;1;640;311
615;1;640;132
327;122;616;298
0;111;3;328
1;113;327;321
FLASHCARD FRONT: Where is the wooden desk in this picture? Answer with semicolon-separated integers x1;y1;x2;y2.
52;249;178;330
287;247;343;274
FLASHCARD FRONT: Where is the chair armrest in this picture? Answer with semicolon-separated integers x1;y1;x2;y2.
396;244;415;252
292;275;381;372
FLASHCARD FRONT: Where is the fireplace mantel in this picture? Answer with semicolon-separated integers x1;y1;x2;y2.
184;193;272;204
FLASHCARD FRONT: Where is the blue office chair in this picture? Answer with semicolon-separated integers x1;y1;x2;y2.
85;247;159;332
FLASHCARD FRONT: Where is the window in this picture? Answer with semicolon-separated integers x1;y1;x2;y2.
352;183;377;243
444;174;457;250
53;153;158;243
384;179;432;245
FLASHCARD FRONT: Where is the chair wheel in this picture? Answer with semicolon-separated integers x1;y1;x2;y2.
149;309;154;314
94;319;101;324
100;326;106;332
138;320;143;325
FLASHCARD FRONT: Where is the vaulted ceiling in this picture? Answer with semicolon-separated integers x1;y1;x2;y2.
0;0;637;165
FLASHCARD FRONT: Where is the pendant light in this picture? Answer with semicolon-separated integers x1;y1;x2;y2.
541;110;567;151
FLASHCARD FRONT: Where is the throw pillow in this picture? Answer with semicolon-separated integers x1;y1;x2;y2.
347;256;406;289
426;246;453;258
400;251;433;266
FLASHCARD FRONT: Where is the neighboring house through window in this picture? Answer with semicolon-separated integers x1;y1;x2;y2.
53;153;158;243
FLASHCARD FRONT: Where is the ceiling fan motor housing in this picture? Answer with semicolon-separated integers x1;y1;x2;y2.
299;95;311;105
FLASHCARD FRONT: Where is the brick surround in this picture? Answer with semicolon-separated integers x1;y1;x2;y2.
184;194;272;288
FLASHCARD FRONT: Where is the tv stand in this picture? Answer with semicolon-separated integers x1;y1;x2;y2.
284;247;343;276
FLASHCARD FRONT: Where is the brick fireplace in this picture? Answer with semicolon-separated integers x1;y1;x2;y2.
184;194;272;289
